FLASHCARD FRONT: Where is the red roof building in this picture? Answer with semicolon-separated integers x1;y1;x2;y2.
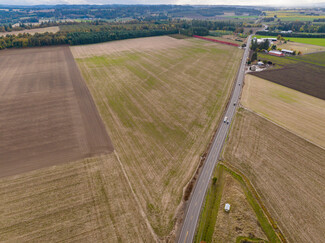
269;50;285;57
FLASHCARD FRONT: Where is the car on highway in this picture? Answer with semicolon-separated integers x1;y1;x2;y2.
224;116;228;123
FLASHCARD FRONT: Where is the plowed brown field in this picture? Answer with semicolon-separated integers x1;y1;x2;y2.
224;109;325;243
0;46;113;178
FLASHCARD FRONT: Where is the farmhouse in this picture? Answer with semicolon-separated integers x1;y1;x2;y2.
269;50;284;57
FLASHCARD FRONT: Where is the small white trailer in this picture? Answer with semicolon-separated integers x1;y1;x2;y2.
224;203;231;212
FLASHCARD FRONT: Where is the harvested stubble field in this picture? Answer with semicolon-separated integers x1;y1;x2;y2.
72;36;242;238
0;154;154;242
251;63;325;100
224;109;325;243
0;26;59;36
0;46;113;178
242;75;325;148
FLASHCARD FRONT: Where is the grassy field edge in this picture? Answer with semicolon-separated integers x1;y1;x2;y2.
194;160;284;243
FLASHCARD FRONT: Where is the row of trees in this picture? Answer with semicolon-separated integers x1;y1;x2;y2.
0;19;243;50
266;21;325;33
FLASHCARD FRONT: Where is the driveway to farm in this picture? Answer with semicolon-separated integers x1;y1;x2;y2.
178;35;252;243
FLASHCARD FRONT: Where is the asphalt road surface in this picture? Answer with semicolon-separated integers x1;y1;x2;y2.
177;35;252;243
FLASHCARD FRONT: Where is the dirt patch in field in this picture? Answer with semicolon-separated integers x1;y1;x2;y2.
242;75;325;148
213;172;267;242
0;46;113;178
251;63;325;100
0;26;59;36
71;35;192;58
224;109;325;243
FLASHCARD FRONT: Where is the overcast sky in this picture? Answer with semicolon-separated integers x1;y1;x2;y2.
0;0;323;6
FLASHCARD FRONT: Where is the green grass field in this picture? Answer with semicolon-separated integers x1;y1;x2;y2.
254;35;325;47
264;10;325;22
257;51;325;67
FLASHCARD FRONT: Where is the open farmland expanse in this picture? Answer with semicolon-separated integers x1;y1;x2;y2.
72;36;242;238
224;108;325;243
251;63;325;100
0;154;155;242
242;75;325;148
0;46;113;178
0;26;59;36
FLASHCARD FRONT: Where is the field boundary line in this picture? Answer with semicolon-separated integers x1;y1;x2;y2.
114;151;159;242
240;106;325;151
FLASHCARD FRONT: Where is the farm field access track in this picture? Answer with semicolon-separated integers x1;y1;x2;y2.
0;46;113;178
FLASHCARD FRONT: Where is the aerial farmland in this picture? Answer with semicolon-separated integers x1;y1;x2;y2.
1;4;325;243
0;35;242;241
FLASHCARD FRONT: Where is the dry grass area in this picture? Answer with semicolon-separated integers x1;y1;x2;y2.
213;172;267;242
0;154;154;242
242;75;325;148
277;41;325;54
72;36;242;238
0;46;113;178
224;108;325;243
71;35;192;58
0;26;59;36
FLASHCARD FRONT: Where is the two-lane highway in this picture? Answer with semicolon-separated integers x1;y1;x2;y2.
178;35;252;243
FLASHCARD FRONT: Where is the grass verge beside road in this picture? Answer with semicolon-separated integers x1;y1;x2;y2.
194;163;279;243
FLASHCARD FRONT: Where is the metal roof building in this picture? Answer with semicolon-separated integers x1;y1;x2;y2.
269;50;284;57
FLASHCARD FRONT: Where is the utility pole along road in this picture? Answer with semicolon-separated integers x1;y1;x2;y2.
178;35;252;243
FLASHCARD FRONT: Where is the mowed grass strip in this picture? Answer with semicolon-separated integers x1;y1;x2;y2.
0;154;154;242
242;75;325;148
73;36;242;237
224;108;325;243
195;165;270;243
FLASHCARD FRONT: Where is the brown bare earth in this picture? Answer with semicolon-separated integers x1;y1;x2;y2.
0;46;113;178
224;108;325;243
0;154;155;242
251;63;325;100
72;36;242;238
213;172;267;242
242;75;325;148
0;26;59;36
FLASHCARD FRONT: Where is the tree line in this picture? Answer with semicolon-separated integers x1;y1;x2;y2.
0;19;242;50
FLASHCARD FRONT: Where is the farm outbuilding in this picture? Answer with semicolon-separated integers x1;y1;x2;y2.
269;50;284;57
281;49;294;55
